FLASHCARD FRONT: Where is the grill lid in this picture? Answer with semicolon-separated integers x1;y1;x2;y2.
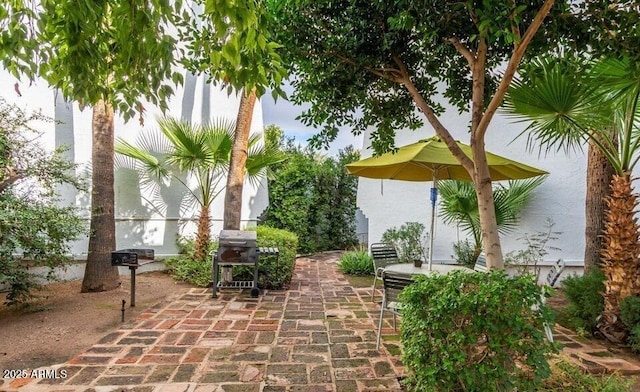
218;230;257;247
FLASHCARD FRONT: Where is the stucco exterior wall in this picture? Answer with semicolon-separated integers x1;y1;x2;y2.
1;69;269;258
356;102;592;266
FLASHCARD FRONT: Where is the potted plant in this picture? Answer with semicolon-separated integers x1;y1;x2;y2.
382;222;429;267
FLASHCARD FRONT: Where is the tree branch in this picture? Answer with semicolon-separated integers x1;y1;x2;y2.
393;55;475;172
507;0;522;44
0;167;22;194
476;0;555;141
331;52;403;82
448;37;475;69
470;37;487;135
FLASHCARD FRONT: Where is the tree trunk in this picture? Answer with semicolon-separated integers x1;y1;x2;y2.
194;204;211;261
223;87;256;230
597;174;640;343
584;139;615;273
81;100;120;292
472;142;504;269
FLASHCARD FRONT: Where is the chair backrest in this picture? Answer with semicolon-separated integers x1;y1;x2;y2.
545;259;566;287
473;253;488;273
371;243;400;269
382;272;415;304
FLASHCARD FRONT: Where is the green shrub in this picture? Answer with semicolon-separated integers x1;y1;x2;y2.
620;295;640;330
263;140;359;254
504;219;561;279
233;226;298;289
165;227;298;290
450;239;477;268
400;270;555;392
539;359;634;391
559;268;605;333
620;296;640;352
381;222;428;263
0;259;38;306
338;250;374;275
163;254;212;287
163;236;217;287
0;100;86;307
628;325;640;353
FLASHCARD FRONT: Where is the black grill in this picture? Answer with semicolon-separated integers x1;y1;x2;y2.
111;248;154;266
211;230;279;298
110;248;155;307
217;230;258;264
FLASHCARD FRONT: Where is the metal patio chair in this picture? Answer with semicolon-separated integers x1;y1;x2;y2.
376;271;414;350
473;253;488;273
370;243;400;302
540;259;566;342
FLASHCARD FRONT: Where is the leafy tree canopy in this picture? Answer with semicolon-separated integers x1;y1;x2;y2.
268;0;574;153
573;1;640;60
0;0;183;120
181;0;288;99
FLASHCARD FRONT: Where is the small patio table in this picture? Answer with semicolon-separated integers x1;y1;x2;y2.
383;263;472;276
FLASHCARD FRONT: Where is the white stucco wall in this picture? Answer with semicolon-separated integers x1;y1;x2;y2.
1;69;269;258
356;101;596;266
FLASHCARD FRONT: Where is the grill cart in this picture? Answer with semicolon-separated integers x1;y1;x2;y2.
211;230;278;298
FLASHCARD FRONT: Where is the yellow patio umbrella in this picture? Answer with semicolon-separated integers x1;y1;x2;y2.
346;136;548;269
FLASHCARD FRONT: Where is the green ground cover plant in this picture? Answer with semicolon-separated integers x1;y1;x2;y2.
539;359;634;391
559;268;606;334
163;237;218;288
338;250;374;275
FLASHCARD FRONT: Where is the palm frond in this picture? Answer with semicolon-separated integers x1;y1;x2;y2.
493;176;547;234
438;180;480;245
115;138;170;181
159;118;212;171
591;58;640;172
504;64;598;153
591;58;640;102
438;176;546;244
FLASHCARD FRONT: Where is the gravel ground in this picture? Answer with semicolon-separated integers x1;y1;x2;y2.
0;271;193;371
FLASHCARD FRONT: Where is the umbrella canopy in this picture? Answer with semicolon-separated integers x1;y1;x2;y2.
346;136;548;181
346;136;548;269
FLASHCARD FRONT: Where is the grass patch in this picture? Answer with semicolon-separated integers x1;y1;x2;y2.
539;357;635;391
343;274;374;288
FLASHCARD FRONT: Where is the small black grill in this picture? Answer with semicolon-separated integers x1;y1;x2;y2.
111;248;155;266
111;248;155;307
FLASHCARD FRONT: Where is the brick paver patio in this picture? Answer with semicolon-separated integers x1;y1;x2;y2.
3;251;640;392
3;253;405;392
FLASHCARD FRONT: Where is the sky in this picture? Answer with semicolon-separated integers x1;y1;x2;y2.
260;84;363;157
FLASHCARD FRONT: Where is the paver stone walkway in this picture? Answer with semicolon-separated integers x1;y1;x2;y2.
4;252;640;392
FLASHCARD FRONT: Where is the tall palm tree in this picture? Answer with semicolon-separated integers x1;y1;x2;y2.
439;176;546;261
115;117;284;261
504;56;640;342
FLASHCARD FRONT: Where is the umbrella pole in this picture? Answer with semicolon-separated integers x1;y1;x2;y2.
428;180;437;270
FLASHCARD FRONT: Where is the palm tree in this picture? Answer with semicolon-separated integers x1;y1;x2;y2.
115;117;284;261
438;177;546;261
504;56;640;342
